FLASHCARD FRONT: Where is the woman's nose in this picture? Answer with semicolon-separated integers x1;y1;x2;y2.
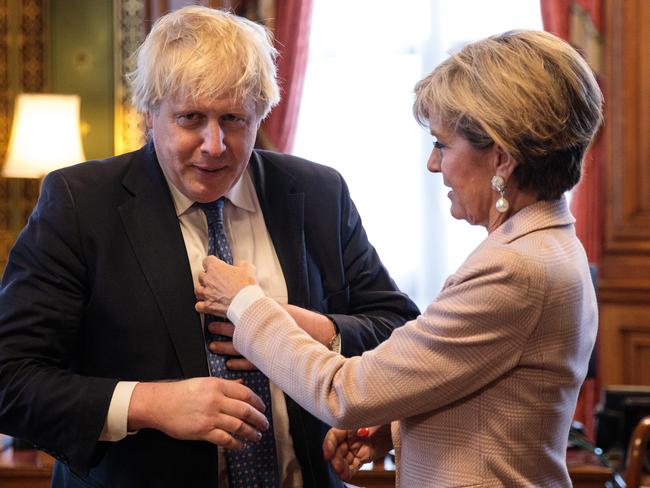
427;149;441;173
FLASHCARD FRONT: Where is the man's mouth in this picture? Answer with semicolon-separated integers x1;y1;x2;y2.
194;165;227;173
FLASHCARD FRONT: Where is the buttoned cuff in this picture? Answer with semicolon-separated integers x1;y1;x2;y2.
99;381;139;441
227;284;265;325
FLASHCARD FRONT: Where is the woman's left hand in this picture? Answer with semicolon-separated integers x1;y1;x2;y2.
195;256;257;316
322;425;392;481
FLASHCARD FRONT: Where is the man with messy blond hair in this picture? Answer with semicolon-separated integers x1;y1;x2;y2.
0;6;418;487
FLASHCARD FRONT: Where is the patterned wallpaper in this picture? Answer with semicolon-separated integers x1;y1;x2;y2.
0;0;275;273
0;0;45;273
114;0;146;155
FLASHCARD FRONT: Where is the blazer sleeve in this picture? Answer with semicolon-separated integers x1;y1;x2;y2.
325;174;420;357
234;246;546;429
0;171;117;473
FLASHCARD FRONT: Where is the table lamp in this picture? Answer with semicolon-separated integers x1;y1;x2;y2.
1;93;85;178
0;93;86;456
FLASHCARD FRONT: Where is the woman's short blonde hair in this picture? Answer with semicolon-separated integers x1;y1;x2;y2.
414;30;603;200
128;6;280;118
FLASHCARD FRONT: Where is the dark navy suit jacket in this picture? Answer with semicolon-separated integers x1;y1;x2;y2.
0;142;419;487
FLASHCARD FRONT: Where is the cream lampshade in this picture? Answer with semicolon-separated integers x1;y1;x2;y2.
1;93;86;178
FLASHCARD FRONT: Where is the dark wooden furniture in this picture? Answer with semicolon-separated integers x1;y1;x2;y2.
625;415;650;488
348;451;619;488
1;448;648;488
0;449;53;488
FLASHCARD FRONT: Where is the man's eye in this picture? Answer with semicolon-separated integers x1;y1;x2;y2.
177;113;203;127
222;114;247;126
433;140;446;150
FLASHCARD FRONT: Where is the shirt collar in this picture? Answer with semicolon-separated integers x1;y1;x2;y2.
163;167;257;217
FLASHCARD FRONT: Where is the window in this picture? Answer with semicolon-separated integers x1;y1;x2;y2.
294;0;542;308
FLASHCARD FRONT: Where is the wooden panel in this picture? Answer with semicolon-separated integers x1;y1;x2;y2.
603;0;650;247
599;0;650;388
624;329;650;385
600;0;650;302
599;304;650;386
639;1;650;215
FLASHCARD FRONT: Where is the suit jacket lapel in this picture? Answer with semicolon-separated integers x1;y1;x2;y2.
118;143;208;378
248;151;310;307
249;151;326;485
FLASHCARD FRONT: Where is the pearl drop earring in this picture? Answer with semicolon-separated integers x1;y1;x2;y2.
491;175;510;213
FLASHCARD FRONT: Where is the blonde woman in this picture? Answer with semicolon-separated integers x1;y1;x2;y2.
196;30;603;487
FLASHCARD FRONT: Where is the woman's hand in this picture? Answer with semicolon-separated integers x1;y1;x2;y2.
322;425;393;481
195;256;256;316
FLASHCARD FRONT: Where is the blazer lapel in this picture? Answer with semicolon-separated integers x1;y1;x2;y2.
248;151;310;307
118;144;208;378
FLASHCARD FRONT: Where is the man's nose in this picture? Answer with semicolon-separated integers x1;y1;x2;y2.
201;122;226;157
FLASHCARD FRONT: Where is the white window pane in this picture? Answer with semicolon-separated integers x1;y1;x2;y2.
294;0;542;309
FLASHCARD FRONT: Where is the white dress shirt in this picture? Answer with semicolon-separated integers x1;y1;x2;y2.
101;167;303;487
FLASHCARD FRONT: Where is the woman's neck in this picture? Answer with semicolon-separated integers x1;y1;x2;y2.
486;190;539;233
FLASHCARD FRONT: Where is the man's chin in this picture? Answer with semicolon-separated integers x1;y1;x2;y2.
182;176;231;201
183;184;226;203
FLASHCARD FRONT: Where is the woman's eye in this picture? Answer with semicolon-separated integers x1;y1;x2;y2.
433;140;446;150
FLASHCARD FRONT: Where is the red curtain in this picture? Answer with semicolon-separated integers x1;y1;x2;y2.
540;0;603;441
258;0;313;153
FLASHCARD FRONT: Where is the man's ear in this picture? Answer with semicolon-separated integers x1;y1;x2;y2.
145;112;153;129
493;145;517;181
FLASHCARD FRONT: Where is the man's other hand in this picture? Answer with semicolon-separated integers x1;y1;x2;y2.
207;321;258;371
127;377;269;450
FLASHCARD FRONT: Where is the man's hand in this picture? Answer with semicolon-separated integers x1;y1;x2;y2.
322;425;392;481
206;306;337;371
207;321;258;371
195;256;256;317
282;304;337;347
128;377;269;450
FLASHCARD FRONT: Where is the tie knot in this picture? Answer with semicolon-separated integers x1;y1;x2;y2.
197;198;225;229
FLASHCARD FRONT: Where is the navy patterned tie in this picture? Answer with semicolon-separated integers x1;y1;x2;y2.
197;198;279;488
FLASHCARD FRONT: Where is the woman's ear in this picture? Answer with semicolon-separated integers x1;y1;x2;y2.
493;145;517;180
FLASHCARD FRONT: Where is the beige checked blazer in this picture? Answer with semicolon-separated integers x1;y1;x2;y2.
234;198;597;487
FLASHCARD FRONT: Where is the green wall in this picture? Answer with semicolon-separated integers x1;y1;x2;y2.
50;0;114;160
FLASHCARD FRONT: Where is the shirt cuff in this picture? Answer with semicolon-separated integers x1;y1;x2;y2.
227;284;265;325
99;381;138;441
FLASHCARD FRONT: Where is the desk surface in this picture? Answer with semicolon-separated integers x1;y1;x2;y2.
0;449;53;488
350;449;645;488
1;448;648;488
